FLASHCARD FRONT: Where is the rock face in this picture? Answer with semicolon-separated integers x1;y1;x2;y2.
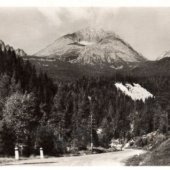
35;27;146;67
115;83;153;102
0;39;27;57
5;44;14;52
0;40;6;52
157;51;170;60
15;49;27;57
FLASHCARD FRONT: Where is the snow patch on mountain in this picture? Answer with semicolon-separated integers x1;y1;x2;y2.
110;65;123;69
115;83;153;102
79;41;95;46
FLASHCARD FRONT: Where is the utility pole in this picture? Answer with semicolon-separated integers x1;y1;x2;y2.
168;112;170;135
90;113;93;152
58;122;62;141
88;96;93;153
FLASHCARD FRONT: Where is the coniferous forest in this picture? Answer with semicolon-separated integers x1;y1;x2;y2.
0;47;169;156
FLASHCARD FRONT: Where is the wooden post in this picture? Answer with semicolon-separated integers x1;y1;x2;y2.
40;147;44;159
90;114;93;153
15;146;19;160
20;145;23;157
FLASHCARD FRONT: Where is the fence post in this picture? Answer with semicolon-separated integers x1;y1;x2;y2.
15;146;19;160
40;147;44;159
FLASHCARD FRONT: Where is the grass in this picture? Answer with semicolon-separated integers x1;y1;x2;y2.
142;138;170;166
125;153;148;166
0;155;42;165
126;138;170;166
0;157;15;164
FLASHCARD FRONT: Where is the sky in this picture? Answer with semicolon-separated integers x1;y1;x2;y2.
0;7;170;60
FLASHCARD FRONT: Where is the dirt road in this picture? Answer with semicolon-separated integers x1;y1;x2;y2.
3;149;146;166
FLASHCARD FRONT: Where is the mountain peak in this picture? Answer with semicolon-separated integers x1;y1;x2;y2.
0;40;5;52
5;45;14;52
15;48;27;57
35;28;146;66
0;40;5;45
157;51;170;60
77;27;105;34
0;39;27;56
75;27;116;42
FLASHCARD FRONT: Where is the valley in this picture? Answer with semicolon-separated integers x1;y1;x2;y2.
0;20;170;166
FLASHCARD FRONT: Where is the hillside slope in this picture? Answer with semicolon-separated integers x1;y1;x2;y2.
140;138;170;166
127;138;170;166
132;57;170;77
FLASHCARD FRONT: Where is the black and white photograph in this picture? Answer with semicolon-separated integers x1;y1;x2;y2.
0;0;170;166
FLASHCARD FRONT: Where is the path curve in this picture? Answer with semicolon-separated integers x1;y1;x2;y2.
3;149;146;166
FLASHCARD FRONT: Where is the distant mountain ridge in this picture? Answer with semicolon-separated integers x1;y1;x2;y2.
0;40;27;57
157;51;170;60
21;28;170;82
35;27;146;67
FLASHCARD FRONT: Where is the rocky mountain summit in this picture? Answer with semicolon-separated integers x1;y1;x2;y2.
35;27;146;67
157;51;170;60
0;40;27;57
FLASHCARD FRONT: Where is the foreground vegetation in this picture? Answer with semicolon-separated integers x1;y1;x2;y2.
126;138;170;166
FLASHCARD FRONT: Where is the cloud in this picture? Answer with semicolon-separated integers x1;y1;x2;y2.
37;7;118;30
1;7;170;59
36;7;170;59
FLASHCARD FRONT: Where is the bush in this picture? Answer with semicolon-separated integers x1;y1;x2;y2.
134;131;166;149
35;125;66;156
0;122;15;156
141;138;170;165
